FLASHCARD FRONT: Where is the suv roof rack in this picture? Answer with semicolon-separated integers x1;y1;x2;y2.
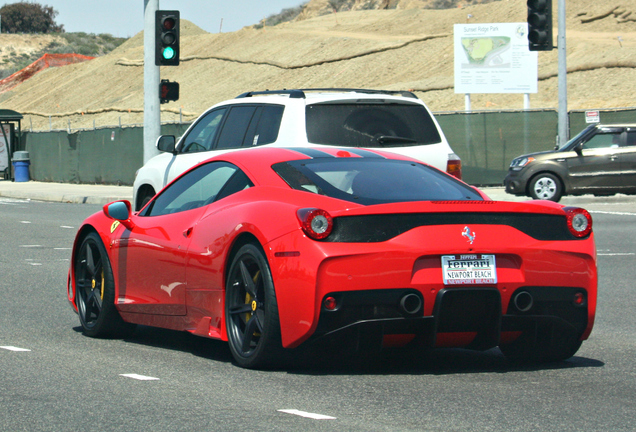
235;88;418;99
235;90;306;99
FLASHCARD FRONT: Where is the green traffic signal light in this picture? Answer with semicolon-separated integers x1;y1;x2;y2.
155;10;179;66
162;46;176;60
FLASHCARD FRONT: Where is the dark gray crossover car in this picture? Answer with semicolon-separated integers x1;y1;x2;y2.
504;124;636;202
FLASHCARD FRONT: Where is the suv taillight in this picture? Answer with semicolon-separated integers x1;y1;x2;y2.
447;153;462;180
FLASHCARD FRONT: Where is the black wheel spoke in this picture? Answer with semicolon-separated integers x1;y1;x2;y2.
229;304;253;316
239;260;256;297
255;309;265;332
85;244;96;275
241;316;259;352
85;289;102;315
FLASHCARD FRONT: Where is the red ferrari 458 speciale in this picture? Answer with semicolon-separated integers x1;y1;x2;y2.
67;147;597;368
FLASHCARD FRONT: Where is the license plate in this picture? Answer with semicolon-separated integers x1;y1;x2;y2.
441;254;497;285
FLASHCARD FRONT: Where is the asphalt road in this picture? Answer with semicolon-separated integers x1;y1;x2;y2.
1;196;635;432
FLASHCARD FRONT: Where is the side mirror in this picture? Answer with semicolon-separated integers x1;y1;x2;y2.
156;135;176;153
574;142;583;155
103;200;135;231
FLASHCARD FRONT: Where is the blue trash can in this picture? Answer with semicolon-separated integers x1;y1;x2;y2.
12;151;30;182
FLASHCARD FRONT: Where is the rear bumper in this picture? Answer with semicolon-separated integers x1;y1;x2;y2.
308;286;588;351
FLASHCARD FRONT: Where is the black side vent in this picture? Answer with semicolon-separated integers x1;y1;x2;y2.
325;212;579;243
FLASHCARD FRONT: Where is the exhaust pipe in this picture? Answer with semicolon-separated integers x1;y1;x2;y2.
513;291;534;312
400;293;422;315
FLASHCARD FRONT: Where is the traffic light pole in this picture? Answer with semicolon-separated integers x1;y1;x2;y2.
557;0;568;148
143;0;161;164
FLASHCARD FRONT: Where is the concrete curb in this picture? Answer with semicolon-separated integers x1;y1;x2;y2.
0;180;133;206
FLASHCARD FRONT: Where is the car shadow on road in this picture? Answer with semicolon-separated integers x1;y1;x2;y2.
72;324;235;363
73;325;604;374
288;345;605;376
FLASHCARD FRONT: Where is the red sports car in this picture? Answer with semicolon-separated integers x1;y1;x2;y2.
67;147;597;368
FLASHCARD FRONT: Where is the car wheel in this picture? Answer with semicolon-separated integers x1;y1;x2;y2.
74;232;135;338
529;173;562;202
225;243;284;369
500;329;582;364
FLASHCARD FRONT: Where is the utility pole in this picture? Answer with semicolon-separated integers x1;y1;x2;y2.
557;0;568;148
143;0;160;163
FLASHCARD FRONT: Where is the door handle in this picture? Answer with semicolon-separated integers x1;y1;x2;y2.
183;227;193;238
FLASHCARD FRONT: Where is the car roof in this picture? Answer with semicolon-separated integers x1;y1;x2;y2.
205;89;424;110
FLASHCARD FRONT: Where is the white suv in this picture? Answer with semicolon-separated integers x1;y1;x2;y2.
133;89;462;210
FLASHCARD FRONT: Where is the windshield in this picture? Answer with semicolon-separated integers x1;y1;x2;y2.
272;158;482;205
305;102;442;147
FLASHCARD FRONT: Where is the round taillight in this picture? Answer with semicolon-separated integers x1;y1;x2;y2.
564;207;592;238
297;208;333;240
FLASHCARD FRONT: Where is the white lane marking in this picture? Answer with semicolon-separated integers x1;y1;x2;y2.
120;374;159;381
1;346;31;352
598;253;635;256
20;245;41;248
55;248;72;250
60;226;74;229
589;210;636;216
28;262;43;266
20;221;31;224
278;409;336;420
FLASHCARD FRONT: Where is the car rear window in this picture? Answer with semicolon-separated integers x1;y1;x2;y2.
272;158;481;205
305;102;442;147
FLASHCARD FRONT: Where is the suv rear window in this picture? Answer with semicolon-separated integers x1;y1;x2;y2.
305;102;441;147
273;158;481;205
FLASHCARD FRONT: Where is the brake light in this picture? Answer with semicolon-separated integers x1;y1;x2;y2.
297;208;333;240
447;153;462;179
564;207;592;238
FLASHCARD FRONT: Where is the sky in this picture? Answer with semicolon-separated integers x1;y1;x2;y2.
0;0;307;37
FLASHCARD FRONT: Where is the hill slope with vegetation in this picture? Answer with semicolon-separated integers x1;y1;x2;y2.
0;0;634;130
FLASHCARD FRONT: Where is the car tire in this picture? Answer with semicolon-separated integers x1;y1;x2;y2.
225;243;284;369
74;232;136;338
528;173;562;202
499;328;582;364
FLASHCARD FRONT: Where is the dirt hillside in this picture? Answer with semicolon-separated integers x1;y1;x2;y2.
0;0;635;131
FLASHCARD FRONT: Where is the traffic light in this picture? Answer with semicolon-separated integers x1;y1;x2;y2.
159;79;179;104
155;10;180;66
527;0;553;51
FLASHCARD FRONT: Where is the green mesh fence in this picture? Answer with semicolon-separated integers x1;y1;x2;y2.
24;123;191;185
21;108;636;185
435;110;558;185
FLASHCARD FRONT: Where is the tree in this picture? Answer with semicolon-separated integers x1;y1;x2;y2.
0;2;64;34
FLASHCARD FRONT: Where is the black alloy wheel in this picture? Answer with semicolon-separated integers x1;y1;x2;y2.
74;232;135;338
225;243;283;369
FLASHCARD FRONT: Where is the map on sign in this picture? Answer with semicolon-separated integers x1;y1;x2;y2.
460;36;511;67
454;23;538;94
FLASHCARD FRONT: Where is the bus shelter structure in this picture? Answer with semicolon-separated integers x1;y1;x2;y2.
0;109;23;180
